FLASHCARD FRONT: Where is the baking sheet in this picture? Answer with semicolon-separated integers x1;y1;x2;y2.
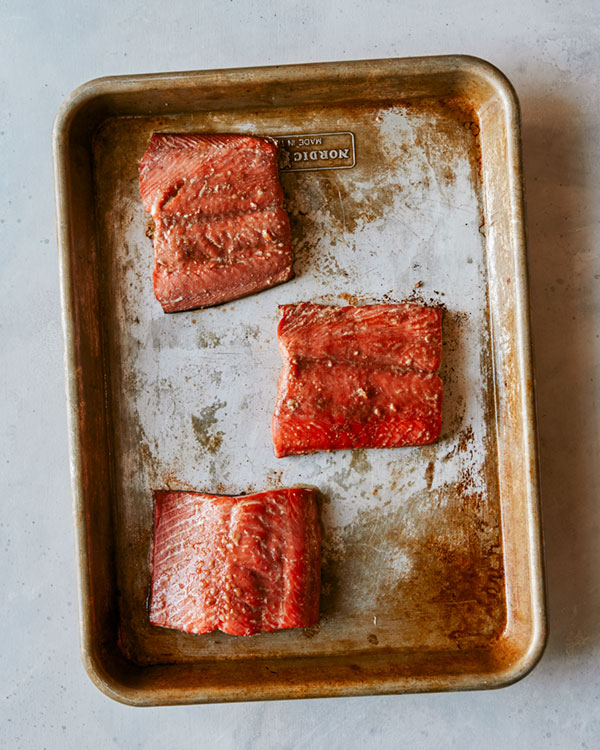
54;56;546;703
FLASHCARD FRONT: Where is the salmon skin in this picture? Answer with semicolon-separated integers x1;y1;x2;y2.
272;303;443;457
139;134;293;313
149;488;321;636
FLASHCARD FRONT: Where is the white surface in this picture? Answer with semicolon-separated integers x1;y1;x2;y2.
1;0;599;747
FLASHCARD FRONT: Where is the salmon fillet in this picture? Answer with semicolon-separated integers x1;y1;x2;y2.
149;488;321;636
272;303;443;457
139;134;293;312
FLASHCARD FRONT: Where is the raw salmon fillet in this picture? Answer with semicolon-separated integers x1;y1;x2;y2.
139;134;293;312
272;303;443;457
149;488;321;636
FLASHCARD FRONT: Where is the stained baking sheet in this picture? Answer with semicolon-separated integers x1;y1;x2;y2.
53;56;546;704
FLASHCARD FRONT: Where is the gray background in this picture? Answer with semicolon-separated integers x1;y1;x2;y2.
2;1;598;747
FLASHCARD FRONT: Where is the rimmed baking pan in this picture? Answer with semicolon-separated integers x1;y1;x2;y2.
53;55;546;705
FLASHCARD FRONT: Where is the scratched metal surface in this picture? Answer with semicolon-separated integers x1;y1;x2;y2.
93;95;505;666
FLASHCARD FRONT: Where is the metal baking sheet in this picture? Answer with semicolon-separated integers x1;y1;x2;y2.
53;56;546;705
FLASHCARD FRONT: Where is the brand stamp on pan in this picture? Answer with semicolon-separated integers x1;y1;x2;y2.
275;132;356;172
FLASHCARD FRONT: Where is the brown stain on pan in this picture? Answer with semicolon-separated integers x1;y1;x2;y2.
191;407;225;455
280;95;484;298
281;97;481;211
321;477;505;650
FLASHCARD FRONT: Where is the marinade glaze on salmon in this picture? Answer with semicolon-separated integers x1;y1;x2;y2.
149;488;321;636
272;303;443;457
139;134;293;312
